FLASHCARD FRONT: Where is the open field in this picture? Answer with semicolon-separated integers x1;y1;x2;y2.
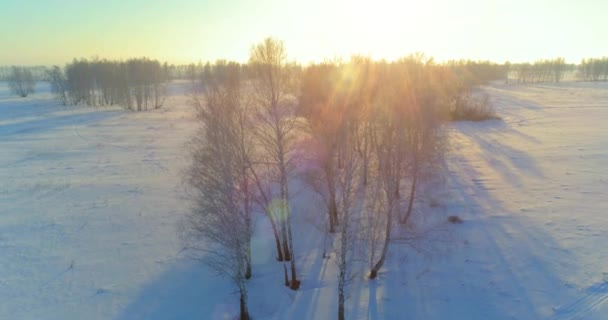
1;81;607;319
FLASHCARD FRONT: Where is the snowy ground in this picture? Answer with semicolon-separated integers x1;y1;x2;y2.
440;82;608;319
0;81;606;319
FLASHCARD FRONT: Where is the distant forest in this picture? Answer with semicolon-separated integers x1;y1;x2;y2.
2;56;608;83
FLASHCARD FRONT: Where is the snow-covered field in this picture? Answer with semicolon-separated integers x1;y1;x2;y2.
0;81;606;319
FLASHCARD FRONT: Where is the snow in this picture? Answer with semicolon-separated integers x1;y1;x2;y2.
1;80;607;319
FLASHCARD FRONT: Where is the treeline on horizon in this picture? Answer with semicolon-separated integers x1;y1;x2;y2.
2;55;608;83
2;55;608;112
47;58;169;110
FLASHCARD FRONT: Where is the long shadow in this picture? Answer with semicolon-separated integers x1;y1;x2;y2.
483;84;548;111
282;187;337;319
0;82;62;118
0;110;120;137
0;98;63;120
453;120;545;189
115;259;234;320
370;117;584;319
366;280;380;320
424;127;582;319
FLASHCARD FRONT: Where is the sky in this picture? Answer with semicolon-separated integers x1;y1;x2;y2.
0;0;606;66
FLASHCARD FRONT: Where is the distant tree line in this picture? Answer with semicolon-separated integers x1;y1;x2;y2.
47;58;169;110
0;66;47;81
512;58;568;83
446;59;507;87
579;57;608;81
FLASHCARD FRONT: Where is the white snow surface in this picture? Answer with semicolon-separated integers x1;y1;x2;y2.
0;81;607;319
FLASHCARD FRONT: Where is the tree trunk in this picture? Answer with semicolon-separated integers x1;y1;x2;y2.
284;189;299;290
245;243;252;279
338;281;345;320
370;201;393;279
328;193;338;233
362;157;368;186
251;164;284;261
284;264;289;286
324;161;338;233
239;290;250;320
322;229;328;259
270;219;284;261
288;220;300;290
362;123;369;186
279;159;291;261
395;182;400;199
244;171;252;280
338;207;348;320
281;219;291;261
401;170;417;224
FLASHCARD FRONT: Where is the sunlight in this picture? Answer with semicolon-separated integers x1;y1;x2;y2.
2;1;608;319
291;0;433;63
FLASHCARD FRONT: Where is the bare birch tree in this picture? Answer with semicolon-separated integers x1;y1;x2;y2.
333;130;361;320
187;62;254;319
248;38;301;289
47;66;69;105
367;65;412;279
299;62;342;233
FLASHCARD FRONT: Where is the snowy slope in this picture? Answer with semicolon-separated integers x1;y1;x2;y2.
1;81;607;319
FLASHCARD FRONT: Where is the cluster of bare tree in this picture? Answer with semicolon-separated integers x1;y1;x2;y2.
579;57;608;81
513;58;567;83
0;66;47;82
7;66;37;97
187;39;464;320
446;59;507;87
47;58;168;110
300;55;449;319
187;39;303;320
46;66;69;105
162;62;253;83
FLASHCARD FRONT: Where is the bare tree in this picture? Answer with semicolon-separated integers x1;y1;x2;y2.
579;57;608;82
347;56;379;188
367;63;414;279
299;62;342;233
513;58;568;84
248;38;301;289
400;111;444;225
333;130;361;320
299;61;364;317
362;169;386;278
47;66;69;105
63;58;167;110
152;61;168;109
8;66;36;98
397;58;445;224
186;62;253;320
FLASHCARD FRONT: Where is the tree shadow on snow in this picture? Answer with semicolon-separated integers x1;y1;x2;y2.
0;110;121;137
413;129;587;319
115;259;235;320
453;119;545;189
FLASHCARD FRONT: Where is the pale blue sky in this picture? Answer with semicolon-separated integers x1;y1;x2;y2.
0;0;606;65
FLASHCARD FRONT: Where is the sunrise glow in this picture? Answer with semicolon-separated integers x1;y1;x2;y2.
1;0;607;65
